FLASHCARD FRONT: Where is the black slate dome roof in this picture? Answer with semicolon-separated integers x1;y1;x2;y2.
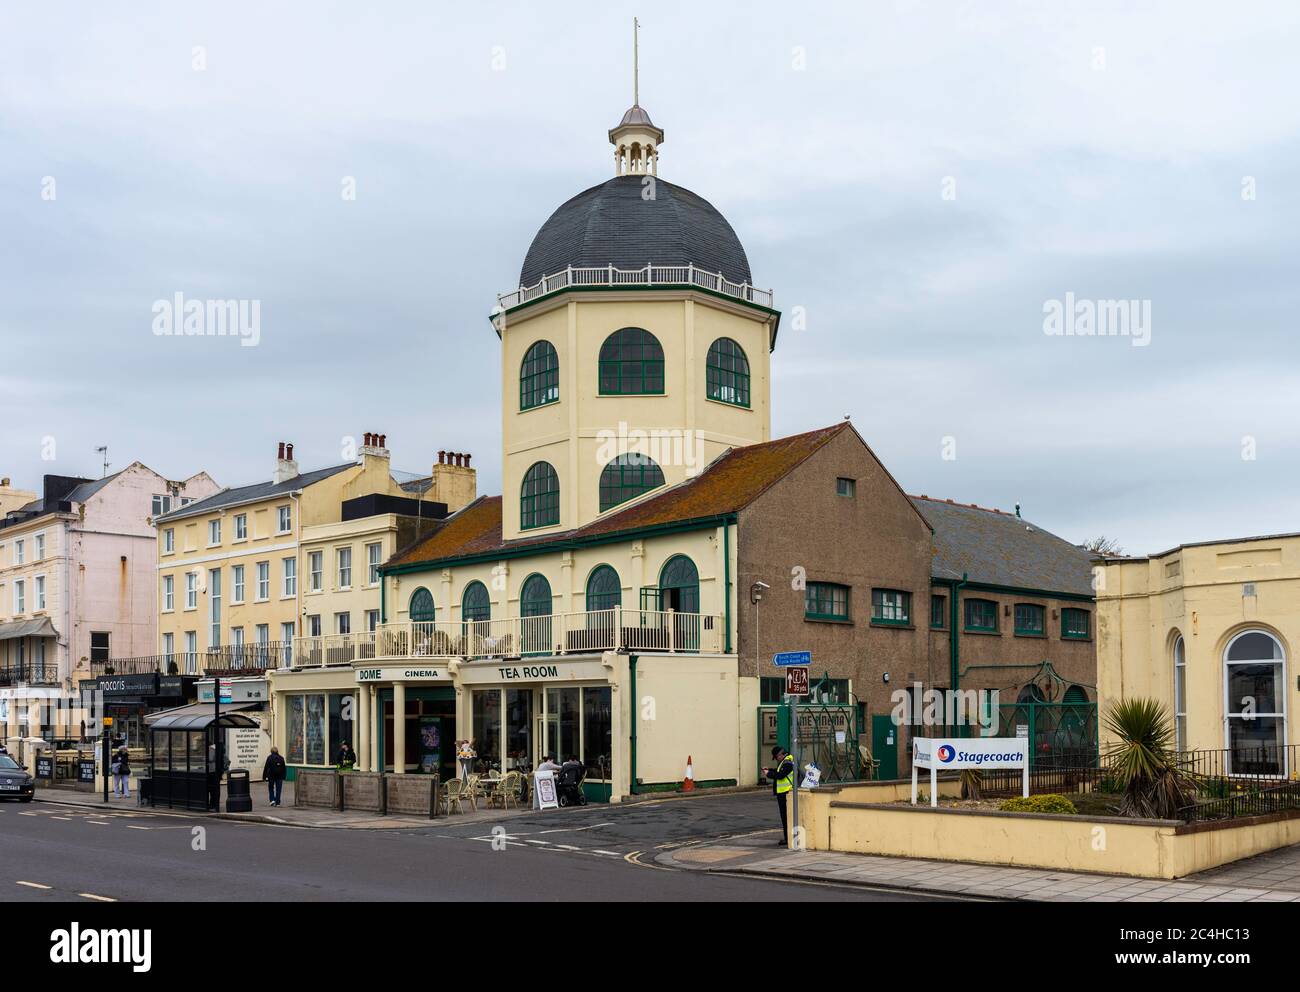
519;175;753;289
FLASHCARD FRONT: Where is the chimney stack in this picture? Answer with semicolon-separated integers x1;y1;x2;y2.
360;430;390;461
428;447;477;513
273;440;299;485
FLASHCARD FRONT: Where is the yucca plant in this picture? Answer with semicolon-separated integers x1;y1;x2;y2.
1103;698;1195;819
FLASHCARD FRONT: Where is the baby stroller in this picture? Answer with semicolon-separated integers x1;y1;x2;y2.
556;760;587;807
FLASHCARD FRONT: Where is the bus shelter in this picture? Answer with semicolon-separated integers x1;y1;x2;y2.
148;710;257;811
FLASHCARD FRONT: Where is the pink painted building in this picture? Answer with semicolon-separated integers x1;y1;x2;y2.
0;462;217;741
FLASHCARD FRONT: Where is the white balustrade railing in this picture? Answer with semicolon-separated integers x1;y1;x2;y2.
496;264;774;312
285;608;723;668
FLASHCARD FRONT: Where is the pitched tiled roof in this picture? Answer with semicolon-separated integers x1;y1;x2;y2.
910;495;1094;598
155;463;356;523
388;424;851;568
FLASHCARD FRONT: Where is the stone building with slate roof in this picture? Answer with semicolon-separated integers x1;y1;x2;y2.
267;84;1097;798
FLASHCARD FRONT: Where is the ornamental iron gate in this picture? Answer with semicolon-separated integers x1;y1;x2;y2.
758;697;861;784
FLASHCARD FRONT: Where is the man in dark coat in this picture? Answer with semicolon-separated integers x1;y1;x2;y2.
263;746;287;806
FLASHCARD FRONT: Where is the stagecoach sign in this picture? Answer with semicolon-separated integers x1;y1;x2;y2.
911;737;1029;808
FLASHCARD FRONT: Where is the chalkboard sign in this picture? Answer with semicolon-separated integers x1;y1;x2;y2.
35;756;53;780
78;759;97;783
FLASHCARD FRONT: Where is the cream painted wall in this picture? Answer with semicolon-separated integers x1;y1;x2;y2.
499;292;775;540
1097;536;1300;751
386;526;733;642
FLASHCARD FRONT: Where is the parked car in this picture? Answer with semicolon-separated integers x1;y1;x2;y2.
0;754;35;802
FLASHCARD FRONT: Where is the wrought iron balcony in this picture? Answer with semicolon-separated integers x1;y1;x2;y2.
90;642;290;678
0;663;60;686
290;607;724;669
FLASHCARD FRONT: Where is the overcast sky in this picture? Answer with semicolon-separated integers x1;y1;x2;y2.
2;1;1297;555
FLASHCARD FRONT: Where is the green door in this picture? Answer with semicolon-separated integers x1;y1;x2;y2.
871;715;898;780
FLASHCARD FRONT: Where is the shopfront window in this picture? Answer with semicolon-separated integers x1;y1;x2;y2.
287;696;305;764
328;693;354;763
546;687;580;762
472;690;502;772
582;687;612;781
305;694;327;765
505;689;532;770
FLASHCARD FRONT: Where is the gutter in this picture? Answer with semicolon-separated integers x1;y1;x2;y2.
949;572;968;702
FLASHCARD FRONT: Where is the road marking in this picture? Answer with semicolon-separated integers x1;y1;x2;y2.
18;812;37;816
78;893;117;902
86;820;112;826
537;822;615;834
551;844;581;850
49;816;72;822
624;849;675;872
592;850;623;857
16;881;52;890
126;825;151;830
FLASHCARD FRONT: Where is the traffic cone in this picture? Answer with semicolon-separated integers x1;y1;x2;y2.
682;755;695;792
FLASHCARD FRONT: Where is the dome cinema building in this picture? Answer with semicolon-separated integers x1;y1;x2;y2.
268;75;1098;802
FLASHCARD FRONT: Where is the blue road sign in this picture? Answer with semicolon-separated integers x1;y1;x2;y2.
773;651;812;667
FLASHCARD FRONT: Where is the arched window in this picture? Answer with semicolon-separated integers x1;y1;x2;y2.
598;327;664;395
1057;685;1094;764
1173;635;1186;751
520;574;552;617
1224;629;1287;774
409;588;435;622
520;573;553;656
520;340;559;410
520;462;560;530
706;337;750;407
585;565;622;612
659;555;699;614
598;453;665;512
462;581;491;622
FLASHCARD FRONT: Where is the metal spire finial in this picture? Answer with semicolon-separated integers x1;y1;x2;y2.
633;17;639;106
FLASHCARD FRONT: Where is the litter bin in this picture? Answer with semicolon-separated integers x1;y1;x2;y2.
226;768;252;812
137;776;152;807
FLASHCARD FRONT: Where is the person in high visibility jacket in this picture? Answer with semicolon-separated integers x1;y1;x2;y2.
763;745;796;846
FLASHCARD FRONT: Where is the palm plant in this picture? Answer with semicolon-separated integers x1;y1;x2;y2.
1103;698;1195;819
960;768;983;801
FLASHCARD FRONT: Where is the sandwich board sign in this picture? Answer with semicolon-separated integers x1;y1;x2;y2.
534;769;559;810
911;737;1029;808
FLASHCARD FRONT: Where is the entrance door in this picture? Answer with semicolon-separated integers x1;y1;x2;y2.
871;715;898;780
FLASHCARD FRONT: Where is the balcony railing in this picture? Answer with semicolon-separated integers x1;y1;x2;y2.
0;663;60;686
91;643;290;678
495;264;774;314
288;608;724;668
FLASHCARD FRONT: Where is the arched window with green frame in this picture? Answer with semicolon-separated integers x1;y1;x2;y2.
520;462;560;530
585;565;622;612
409;587;435;622
520;573;553;655
706;337;750;407
659;555;699;614
598;327;665;395
520;340;559;410
598;453;665;512
462;581;491;622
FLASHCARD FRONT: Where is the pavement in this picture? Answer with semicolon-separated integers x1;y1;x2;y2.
656;830;1300;902
3;789;944;902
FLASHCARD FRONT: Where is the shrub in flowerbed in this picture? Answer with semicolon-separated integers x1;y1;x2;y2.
997;794;1077;815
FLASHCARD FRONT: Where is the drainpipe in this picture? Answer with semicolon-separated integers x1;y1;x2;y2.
628;654;638;795
949;573;968;735
723;519;733;654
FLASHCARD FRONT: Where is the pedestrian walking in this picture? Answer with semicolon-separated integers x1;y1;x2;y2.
112;746;131;798
762;745;795;846
263;745;287;807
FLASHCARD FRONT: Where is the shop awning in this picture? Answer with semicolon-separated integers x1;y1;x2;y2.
145;702;260;729
0;617;57;641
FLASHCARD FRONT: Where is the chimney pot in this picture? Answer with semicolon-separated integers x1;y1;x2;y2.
438;450;445;465
278;441;285;459
286;443;294;460
379;434;386;448
365;432;373;446
465;454;472;468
